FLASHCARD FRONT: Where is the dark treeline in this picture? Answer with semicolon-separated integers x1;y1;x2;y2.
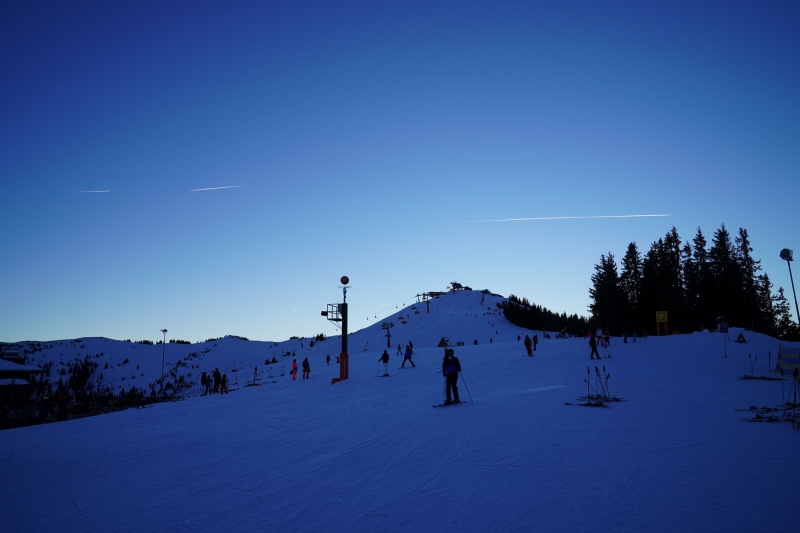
589;225;800;340
500;295;589;336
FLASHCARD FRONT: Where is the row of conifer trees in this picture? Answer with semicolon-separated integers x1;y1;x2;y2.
589;224;799;340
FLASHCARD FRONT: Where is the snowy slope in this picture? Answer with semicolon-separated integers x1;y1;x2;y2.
18;290;512;397
1;290;799;532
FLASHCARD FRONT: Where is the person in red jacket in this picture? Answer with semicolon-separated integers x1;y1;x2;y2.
291;359;298;380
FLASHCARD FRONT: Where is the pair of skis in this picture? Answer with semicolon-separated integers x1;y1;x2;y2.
432;400;464;408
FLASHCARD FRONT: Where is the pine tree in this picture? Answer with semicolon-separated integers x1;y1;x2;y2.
619;242;643;332
734;227;764;331
709;224;740;325
684;227;712;330
589;253;622;334
773;287;800;340
755;273;776;336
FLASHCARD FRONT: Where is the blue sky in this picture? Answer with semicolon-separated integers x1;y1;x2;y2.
2;0;798;343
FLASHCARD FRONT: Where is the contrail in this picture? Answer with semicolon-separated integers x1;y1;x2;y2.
78;190;110;193
190;185;243;192
465;214;671;222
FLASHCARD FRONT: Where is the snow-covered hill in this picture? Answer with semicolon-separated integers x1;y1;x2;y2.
1;289;799;532
18;290;513;398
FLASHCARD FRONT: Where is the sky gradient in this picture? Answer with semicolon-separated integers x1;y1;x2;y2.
2;0;799;343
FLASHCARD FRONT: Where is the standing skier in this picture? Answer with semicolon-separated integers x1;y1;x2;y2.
533;334;539;351
302;358;310;379
600;336;610;358
589;337;600;360
379;350;390;376
213;368;221;393
401;345;416;368
442;349;461;404
200;372;208;395
524;335;533;356
291;359;298;380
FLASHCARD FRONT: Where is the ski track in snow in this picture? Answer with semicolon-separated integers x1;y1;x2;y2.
1;290;798;531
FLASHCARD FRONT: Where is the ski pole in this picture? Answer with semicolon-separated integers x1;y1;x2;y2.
594;367;601;397
443;374;447;403
601;368;608;398
595;366;600;400
596;367;606;398
459;372;474;403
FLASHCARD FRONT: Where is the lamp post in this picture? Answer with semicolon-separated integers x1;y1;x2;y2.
780;249;800;324
322;276;350;384
160;329;167;396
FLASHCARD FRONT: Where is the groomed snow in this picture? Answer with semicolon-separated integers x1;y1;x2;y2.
1;290;798;532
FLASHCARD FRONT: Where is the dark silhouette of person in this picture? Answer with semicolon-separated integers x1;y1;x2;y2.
442;349;461;404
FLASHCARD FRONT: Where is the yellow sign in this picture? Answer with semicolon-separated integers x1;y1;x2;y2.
656;311;668;323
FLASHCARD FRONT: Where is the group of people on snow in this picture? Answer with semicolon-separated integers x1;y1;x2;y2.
200;368;228;395
523;334;539;356
587;330;612;360
291;358;311;379
379;341;417;376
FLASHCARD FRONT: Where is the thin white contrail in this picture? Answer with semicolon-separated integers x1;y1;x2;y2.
190;185;243;192
465;214;671;222
78;190;111;193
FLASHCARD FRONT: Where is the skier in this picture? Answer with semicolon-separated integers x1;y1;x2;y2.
291;359;298;380
200;372;208;395
396;344;402;356
589;337;600;360
213;368;221;393
401;345;416;368
302;358;310;379
524;335;533;356
442;348;461;404
379;350;390;376
220;374;228;394
600;336;610;358
533;334;539;351
326;354;331;366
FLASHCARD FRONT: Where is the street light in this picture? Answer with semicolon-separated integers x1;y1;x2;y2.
160;329;168;396
780;249;800;324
